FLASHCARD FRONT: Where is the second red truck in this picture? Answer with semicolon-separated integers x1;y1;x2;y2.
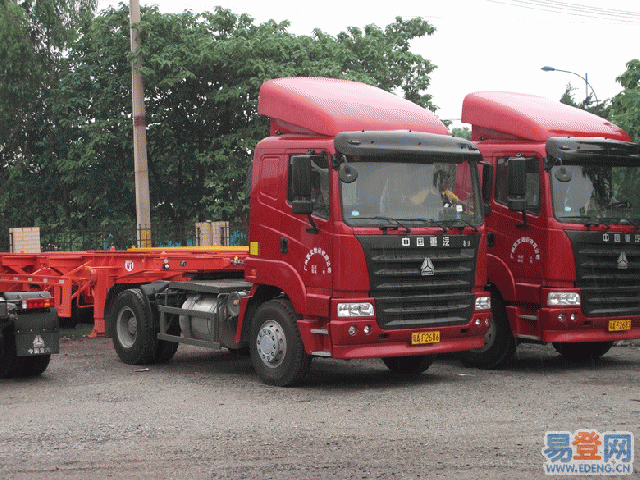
461;91;640;368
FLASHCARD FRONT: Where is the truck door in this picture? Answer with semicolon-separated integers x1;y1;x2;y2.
491;155;544;295
285;153;333;293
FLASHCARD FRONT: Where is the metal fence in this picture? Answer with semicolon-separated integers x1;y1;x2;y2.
1;222;248;253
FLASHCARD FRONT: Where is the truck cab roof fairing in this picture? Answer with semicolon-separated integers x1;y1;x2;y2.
258;77;450;137
461;91;631;143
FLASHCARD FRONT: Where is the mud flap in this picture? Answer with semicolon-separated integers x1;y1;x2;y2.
13;310;60;357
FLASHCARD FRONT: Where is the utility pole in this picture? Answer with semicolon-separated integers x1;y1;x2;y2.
130;0;152;247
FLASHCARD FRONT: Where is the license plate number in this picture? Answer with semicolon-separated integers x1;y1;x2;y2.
608;320;631;332
411;331;440;345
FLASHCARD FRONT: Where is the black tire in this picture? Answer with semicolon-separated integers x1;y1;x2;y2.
459;292;516;369
249;299;311;387
382;355;433;374
0;332;50;377
552;341;614;362
110;289;157;365
0;332;19;378
13;354;51;377
154;331;179;363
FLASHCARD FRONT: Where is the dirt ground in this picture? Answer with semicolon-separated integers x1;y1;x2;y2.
1;336;639;479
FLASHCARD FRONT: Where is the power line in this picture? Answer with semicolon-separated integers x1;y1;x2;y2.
486;0;640;23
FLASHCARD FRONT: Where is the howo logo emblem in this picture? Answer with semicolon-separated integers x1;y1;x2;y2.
617;252;629;270
420;258;435;276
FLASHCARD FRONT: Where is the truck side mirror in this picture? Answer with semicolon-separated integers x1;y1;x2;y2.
290;155;314;215
507;157;527;211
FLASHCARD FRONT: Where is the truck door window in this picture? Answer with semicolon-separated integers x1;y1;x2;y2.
288;155;330;219
495;156;540;215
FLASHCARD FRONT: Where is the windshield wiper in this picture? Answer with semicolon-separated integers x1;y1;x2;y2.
560;215;611;229
399;218;450;233
357;216;412;233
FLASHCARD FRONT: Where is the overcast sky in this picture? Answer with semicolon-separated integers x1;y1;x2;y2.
98;0;639;129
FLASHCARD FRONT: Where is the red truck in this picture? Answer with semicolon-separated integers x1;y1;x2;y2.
0;78;493;385
460;91;640;368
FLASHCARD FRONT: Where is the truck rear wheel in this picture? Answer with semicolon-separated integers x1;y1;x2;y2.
111;289;157;365
14;354;51;377
552;341;613;362
0;333;50;377
459;293;516;369
0;333;18;378
154;326;179;364
383;355;433;374
250;299;311;386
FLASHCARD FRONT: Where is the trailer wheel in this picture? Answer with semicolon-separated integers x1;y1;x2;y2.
250;299;311;386
382;355;433;374
459;292;516;369
552;341;613;362
111;289;157;365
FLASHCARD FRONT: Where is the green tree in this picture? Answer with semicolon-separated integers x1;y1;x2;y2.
451;127;471;140
0;0;96;235
51;5;439;243
610;59;640;143
559;84;610;119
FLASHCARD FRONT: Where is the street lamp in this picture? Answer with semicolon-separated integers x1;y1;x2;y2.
541;66;599;105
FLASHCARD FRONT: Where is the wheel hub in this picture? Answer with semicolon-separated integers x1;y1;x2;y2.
256;321;286;367
128;316;137;336
116;307;137;349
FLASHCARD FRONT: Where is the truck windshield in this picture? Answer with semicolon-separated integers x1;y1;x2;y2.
340;158;483;228
551;163;640;225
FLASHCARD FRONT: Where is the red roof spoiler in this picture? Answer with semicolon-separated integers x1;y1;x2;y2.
258;77;449;137
461;91;631;142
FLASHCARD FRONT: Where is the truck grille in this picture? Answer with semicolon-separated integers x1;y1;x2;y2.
356;234;480;329
566;231;640;316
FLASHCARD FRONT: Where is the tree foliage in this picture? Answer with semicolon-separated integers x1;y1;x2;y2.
451;127;471;140
610;59;640;143
559;84;610;119
29;5;439;242
0;0;96;234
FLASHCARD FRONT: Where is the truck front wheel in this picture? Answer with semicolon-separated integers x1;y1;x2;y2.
111;289;157;365
459;293;516;369
552;341;613;362
383;355;433;374
250;299;311;387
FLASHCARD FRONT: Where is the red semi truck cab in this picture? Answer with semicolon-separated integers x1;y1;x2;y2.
460;91;640;368
105;77;492;386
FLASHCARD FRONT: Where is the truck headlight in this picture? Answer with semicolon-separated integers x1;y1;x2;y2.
548;292;580;306
337;302;374;317
475;296;491;310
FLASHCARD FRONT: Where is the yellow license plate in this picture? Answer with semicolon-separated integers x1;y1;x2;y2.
608;320;631;332
411;331;440;345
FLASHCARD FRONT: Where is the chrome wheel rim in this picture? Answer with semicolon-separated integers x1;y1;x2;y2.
256;320;286;368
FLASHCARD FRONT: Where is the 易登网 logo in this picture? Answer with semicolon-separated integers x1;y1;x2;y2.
542;430;634;476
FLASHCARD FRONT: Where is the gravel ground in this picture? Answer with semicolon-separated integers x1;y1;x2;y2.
1;337;639;479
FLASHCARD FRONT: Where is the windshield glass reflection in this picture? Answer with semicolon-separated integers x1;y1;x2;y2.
340;159;483;228
551;163;640;225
